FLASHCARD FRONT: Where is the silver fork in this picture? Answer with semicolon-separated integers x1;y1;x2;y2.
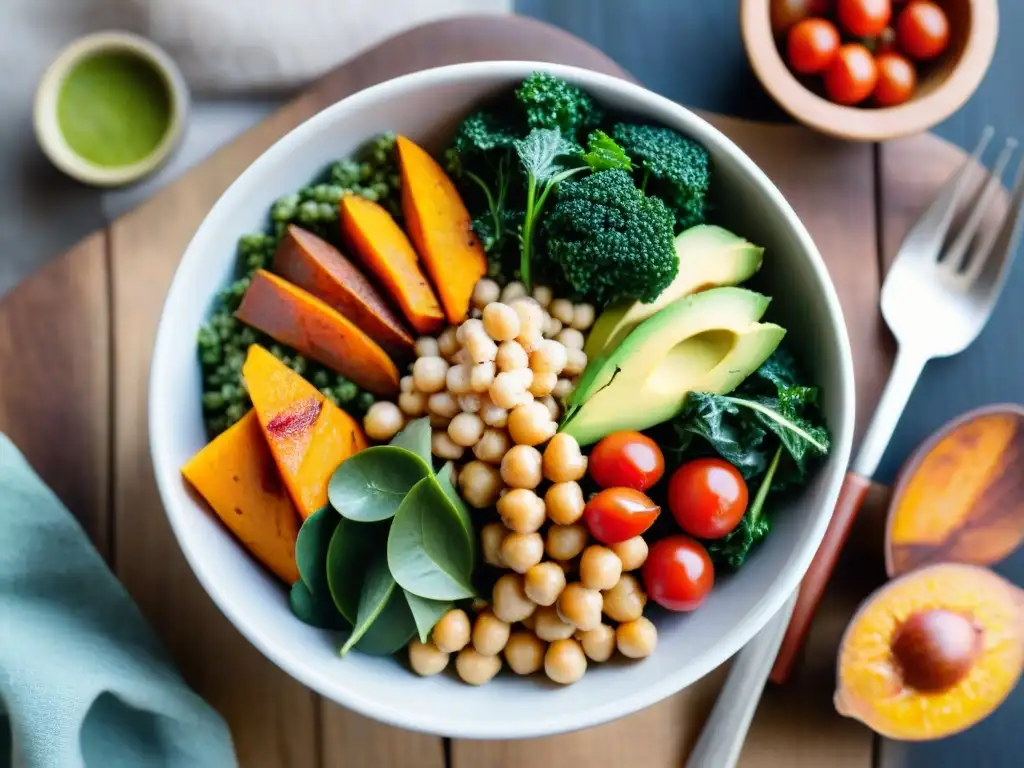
686;128;1024;768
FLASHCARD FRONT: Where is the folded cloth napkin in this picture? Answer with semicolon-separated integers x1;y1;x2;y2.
0;435;236;768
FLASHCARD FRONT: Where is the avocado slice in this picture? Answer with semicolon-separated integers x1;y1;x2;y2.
584;225;764;360
561;286;785;446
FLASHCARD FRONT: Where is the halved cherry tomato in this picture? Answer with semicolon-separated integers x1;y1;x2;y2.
668;458;748;539
588;431;665;491
836;0;892;37
642;535;714;612
583;487;660;544
787;18;841;75
896;0;949;61
771;0;833;35
823;44;879;105
874;52;917;106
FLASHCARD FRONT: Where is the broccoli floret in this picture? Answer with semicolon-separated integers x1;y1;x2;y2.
612;123;710;231
546;170;677;305
516;72;603;136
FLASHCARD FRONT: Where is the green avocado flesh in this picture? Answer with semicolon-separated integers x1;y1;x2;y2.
584;224;764;360
562;286;785;446
57;51;172;168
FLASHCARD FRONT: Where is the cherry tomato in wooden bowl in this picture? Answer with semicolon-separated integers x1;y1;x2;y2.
823;43;879;105
583;487;660;544
896;0;950;61
668;458;749;540
787;18;841;75
642;536;715;612
836;0;892;37
588;431;665;491
874;52;917;106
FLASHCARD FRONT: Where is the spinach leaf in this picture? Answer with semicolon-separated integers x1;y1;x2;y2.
582;129;632;172
436;462;477;564
387;476;476;601
673;393;770;479
326;517;388;624
289;580;348;631
295;506;338;598
723;394;828;478
339;554;416;656
403;591;452;644
328;445;431;522
389;417;432;465
705;445;781;571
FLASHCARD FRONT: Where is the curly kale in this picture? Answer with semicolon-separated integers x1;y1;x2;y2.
516;71;603;136
612;123;710;231
546;169;677;305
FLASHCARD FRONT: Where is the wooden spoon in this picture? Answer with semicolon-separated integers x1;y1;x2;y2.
884;403;1024;578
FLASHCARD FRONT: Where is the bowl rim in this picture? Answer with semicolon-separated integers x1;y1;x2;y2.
740;0;999;142
149;60;856;739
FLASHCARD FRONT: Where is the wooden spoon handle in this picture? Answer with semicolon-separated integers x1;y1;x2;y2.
769;471;872;684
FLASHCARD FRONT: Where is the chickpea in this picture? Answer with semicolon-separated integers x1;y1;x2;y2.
400;375;415;394
427;391;458;419
544;638;587;685
543;315;563;338
472;611;511;656
446;363;472;394
437;327;460;360
542;433;588;483
496;340;529;372
497;488;546;533
507;401;557;446
448;412;485;447
457;393;482;414
363;401;404;442
408;638;449;676
504;631;546;675
398;390;427;417
459;460;502;508
479;397;509;428
532;284;553;308
472;278;501;309
546;524;588;561
544;481;585;525
571;303;596;331
432;608;471;653
549;298;575;325
470;361;496;392
579;546;623;591
482;302;521;342
513;300;545;350
500;531;544;573
500;445;543;489
616;616;658;659
557;583;603;631
579;624;616;663
603;574;647;623
415;336;440;358
533;605;576;641
431;430;464;461
412;356;448;394
530;339;568;375
456;647;502;685
611;537;649;571
480;522;506;567
529;371;558;397
492;573;535;623
489;370;532;410
474;428;512;464
500;281;527;303
551;378;575;400
564;348;588;376
464;322;498;364
539;395;560;421
524;561;567;607
555;327;585;351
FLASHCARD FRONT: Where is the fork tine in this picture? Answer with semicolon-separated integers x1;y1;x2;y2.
943;138;1018;273
962;152;1024;287
899;126;994;258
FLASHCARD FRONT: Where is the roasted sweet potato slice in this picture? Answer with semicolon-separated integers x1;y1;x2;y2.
181;410;300;583
396;135;487;324
273;224;414;358
242;344;368;519
235;269;400;397
339;194;445;335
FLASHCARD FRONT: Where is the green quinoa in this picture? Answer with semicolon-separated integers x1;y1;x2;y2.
198;133;400;437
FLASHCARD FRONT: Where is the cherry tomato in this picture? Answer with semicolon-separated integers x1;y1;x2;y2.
583;487;660;544
823;44;879;105
642;535;714;612
836;0;892;37
896;0;949;61
786;19;841;75
668;458;749;539
771;0;833;35
588;431;665;491
873;52;917;106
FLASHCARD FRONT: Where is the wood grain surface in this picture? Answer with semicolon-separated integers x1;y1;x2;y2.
0;13;998;768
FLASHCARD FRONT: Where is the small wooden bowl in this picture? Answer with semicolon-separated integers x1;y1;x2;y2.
741;0;998;142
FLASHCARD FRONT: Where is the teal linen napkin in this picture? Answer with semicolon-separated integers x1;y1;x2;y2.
0;434;237;768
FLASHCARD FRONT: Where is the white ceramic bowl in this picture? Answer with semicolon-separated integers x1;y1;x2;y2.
150;61;855;740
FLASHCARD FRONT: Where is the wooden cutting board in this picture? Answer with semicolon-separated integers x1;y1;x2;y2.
0;13;991;767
